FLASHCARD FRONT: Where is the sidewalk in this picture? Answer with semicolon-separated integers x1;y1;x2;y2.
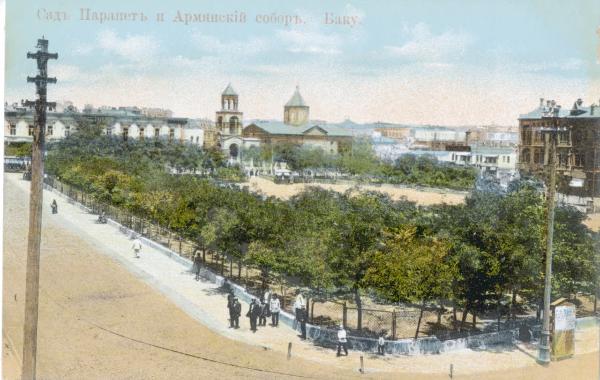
12;173;597;377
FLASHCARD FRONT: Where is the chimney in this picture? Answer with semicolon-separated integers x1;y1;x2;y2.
576;98;583;107
539;98;545;109
554;104;561;117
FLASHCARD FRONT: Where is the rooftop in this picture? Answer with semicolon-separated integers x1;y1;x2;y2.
285;86;308;108
222;83;238;96
519;98;600;120
247;120;352;137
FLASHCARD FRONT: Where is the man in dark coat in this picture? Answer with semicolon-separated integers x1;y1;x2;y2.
193;253;202;281
247;298;260;332
227;294;235;327
258;300;268;326
231;297;241;328
298;304;308;339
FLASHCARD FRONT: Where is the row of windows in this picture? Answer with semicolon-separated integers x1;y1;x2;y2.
111;126;182;142
8;124;198;143
8;124;70;137
521;149;595;167
521;131;571;144
451;154;511;164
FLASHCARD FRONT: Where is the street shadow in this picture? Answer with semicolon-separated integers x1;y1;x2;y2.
202;283;232;297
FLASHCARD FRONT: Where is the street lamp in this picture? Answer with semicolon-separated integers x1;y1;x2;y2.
537;104;567;364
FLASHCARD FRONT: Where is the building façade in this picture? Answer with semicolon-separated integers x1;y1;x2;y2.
518;98;600;201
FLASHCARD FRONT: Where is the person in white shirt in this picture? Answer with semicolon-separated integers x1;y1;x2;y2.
377;334;385;355
269;294;281;327
337;324;348;356
293;293;305;329
131;236;142;258
263;290;271;304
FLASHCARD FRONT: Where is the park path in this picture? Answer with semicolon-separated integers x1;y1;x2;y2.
3;173;598;379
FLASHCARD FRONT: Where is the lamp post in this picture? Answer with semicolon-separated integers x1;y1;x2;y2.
537;105;565;364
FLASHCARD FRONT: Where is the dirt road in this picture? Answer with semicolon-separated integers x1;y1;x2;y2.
2;175;391;380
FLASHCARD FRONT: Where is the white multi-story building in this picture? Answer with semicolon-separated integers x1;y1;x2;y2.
448;145;518;178
4;102;207;146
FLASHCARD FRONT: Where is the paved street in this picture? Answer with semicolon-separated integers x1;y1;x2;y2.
3;173;599;379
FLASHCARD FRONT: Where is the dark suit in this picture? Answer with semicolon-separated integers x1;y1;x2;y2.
297;308;308;339
247;301;260;331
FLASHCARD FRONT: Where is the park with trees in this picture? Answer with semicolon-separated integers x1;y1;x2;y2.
42;129;599;339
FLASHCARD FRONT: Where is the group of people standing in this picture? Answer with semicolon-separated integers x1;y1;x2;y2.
227;290;281;333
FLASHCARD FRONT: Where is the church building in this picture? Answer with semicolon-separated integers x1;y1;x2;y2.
243;86;352;155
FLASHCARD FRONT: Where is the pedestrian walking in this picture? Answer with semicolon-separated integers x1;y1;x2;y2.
131;236;142;258
337;324;349;356
247;298;260;332
269;294;281;327
227;293;235;327
259;300;268;326
231;297;241;328
377;334;385;355
298;304;308;339
51;199;58;214
193;252;202;281
97;210;107;224
293;293;305;329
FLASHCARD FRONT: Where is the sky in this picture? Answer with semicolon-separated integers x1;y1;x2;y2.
4;0;600;126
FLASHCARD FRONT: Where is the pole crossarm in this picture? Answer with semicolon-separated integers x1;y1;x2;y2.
26;52;58;60
27;76;57;85
21;100;56;110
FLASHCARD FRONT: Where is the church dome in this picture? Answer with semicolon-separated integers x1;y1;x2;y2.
285;86;307;107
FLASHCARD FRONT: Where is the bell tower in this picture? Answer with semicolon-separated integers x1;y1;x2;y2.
216;83;243;136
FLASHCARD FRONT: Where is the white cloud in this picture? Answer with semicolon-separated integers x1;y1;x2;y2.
97;30;159;62
51;64;84;82
72;44;93;56
277;29;342;55
192;33;268;55
385;23;473;62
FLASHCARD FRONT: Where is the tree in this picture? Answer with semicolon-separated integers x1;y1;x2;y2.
337;137;380;175
365;225;456;338
328;191;399;330
553;206;598;297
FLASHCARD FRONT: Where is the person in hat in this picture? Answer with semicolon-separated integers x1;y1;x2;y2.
247;298;260;332
269;293;281;327
193;252;202;281
293;293;305;329
227;293;235;327
337;324;348;356
258;300;268;326
231;297;241;329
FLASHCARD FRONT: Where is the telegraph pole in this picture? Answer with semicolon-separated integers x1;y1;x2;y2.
21;37;58;380
537;106;561;365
